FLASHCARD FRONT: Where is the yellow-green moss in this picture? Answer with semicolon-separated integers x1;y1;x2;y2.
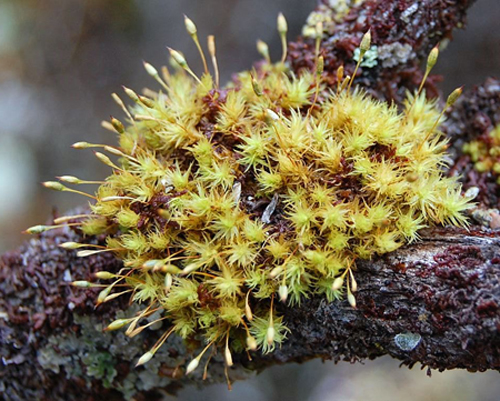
36;17;471;373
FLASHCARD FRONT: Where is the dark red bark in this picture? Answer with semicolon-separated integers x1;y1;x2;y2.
2;1;498;400
289;0;476;103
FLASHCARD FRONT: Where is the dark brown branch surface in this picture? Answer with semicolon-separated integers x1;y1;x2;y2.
251;228;500;373
290;0;476;102
1;226;499;401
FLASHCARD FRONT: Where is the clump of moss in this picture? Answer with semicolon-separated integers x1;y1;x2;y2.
31;15;470;374
463;124;500;184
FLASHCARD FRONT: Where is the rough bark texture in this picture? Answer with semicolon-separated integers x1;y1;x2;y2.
290;0;476;103
1;224;499;401
252;227;500;373
444;78;500;209
0;225;233;401
2;0;499;400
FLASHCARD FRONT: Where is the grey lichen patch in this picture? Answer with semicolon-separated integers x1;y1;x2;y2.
470;208;500;229
36;312;188;399
353;45;378;68
394;332;421;351
326;0;366;17
302;0;366;37
37;345;73;375
401;3;419;24
377;43;414;68
82;351;117;388
34;308;253;399
302;7;335;38
464;187;480;200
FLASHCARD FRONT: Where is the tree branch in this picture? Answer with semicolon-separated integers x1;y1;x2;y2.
2;224;499;400
290;0;477;102
1;1;498;400
250;228;500;373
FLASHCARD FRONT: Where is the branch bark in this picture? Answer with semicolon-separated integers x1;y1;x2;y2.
1;225;499;400
1;1;499;400
251;228;500;373
290;0;477;103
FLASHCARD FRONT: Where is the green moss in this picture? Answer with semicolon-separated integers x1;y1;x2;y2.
38;15;471;374
82;351;117;388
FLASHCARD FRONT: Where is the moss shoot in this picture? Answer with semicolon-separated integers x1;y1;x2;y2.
463;124;500;183
31;15;471;375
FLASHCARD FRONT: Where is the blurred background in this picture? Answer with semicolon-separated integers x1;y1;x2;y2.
0;0;499;399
